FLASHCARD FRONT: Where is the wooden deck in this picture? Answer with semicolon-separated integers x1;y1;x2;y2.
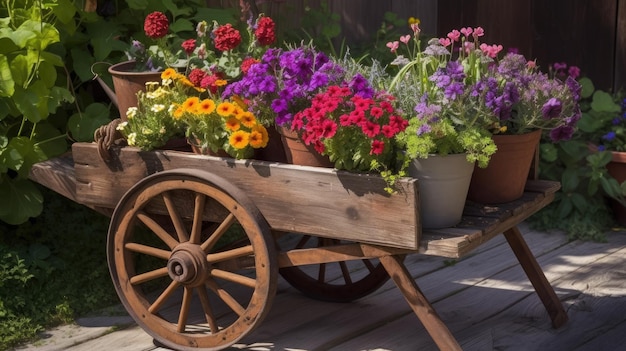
15;223;626;351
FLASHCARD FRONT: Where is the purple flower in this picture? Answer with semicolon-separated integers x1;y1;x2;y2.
549;125;574;142
541;98;563;119
603;131;617;141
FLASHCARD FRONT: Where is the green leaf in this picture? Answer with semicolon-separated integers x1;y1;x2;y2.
51;0;77;26
561;168;580;192
15;81;50;122
33;121;68;158
10;54;28;87
3;137;47;177
21;20;60;51
0;54;14;97
569;193;588;213
557;197;573;218
37;60;57;88
169;18;194;34
126;0;149;10
40;51;64;67
579;77;594;99
6;27;36;48
591;90;621;113
0;37;19;54
48;86;74;113
0;176;43;225
68;103;111;142
539;143;558;162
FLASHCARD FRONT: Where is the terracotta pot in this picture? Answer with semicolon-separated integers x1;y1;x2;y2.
467;129;541;204
277;126;333;168
108;61;162;120
606;151;626;225
408;153;474;229
254;125;288;163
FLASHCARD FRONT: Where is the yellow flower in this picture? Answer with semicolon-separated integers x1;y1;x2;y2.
161;68;177;80
240;111;257;128
150;104;166;113
249;125;269;148
180;76;195;88
215;79;227;87
127;132;137;145
229;130;249;149
408;17;420;25
183;97;200;113
172;105;184;120
198;99;216;114
225;117;240;131
217;101;235;117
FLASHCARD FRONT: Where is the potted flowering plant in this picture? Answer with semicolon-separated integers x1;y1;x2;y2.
108;9;276;120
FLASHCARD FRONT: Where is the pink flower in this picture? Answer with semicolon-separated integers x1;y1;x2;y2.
181;39;196;55
410;23;421;35
479;43;503;58
386;41;399;53
400;35;411;44
527;60;537;69
447;30;461;42
460;27;472;37
439;38;452;47
144;11;169;39
473;27;485;37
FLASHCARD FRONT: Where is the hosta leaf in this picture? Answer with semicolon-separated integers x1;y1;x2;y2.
0;176;43;225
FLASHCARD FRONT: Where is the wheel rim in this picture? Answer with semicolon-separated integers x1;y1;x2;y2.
107;170;276;351
278;235;391;302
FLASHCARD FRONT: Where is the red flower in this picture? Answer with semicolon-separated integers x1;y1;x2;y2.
370;140;385;155
188;68;208;87
241;57;259;74
200;74;221;94
213;23;242;51
181;39;196;55
255;16;276;46
144;12;169;39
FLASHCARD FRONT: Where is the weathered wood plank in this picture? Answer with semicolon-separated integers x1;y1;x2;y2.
28;152;77;203
72;143;420;250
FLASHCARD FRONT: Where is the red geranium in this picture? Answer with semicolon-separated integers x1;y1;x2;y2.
254;16;276;46
188;68;208;87
144;11;169;39
241;57;259;74
213;23;242;51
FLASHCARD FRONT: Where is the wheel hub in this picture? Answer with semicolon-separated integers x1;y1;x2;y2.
167;243;210;286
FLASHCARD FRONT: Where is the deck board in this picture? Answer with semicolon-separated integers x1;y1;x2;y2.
16;226;626;351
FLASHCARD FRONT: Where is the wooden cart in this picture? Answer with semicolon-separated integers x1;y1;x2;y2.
29;142;568;351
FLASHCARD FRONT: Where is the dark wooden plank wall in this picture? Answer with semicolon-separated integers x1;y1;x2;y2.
208;0;624;92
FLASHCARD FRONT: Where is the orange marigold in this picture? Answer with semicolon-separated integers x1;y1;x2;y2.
229;130;249;149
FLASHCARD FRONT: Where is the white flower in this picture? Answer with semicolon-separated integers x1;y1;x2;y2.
151;104;166;113
160;127;166;134
168;104;177;114
127;132;137;145
116;121;128;131
126;107;138;119
142;127;153;135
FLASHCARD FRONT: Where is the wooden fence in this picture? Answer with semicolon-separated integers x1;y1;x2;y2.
213;0;625;92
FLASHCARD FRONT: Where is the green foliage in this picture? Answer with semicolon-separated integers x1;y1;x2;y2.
0;0;75;224
529;77;626;241
0;188;115;349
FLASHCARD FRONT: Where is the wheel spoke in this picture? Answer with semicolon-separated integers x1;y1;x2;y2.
362;259;376;272
205;280;245;316
190;193;207;244
196;286;218;333
339;261;353;285
206;245;254;263
136;211;179;249
210;268;256;288
130;266;169;285
176;287;193;333
201;213;236;252
149;280;181;314
125;242;171;260
162;191;189;243
294;235;311;249
317;263;327;282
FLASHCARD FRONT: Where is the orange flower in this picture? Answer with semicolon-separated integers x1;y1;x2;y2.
249;125;269;148
240;111;257;128
197;99;216;114
161;68;177;81
225;117;241;131
172;105;184;119
216;101;235;117
183;97;200;113
229;130;249;149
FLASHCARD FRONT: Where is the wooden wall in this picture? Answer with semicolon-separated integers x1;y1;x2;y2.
209;0;625;92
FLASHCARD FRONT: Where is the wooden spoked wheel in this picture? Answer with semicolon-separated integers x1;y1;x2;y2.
278;235;391;302
107;169;277;351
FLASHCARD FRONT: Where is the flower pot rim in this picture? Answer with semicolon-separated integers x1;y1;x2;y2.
108;61;162;76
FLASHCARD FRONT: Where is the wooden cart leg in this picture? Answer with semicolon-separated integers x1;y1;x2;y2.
503;226;568;328
379;255;462;351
